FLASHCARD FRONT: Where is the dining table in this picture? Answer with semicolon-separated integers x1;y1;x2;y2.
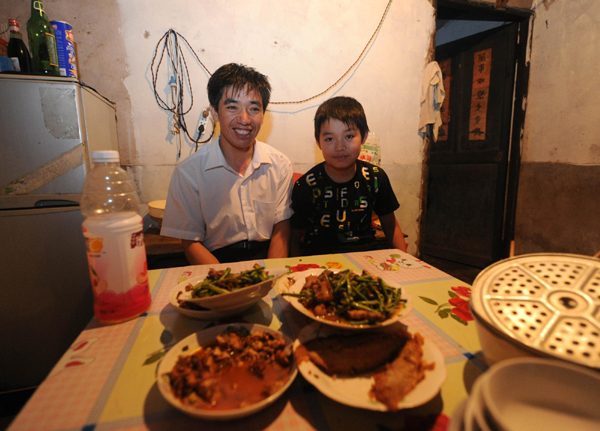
8;248;487;431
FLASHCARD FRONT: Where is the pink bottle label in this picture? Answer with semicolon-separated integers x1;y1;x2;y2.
83;213;151;323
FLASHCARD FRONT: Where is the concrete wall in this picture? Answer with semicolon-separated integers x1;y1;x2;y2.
515;0;600;256
0;0;436;256
8;0;593;259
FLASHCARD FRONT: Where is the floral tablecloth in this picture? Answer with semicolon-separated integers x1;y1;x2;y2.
9;249;485;431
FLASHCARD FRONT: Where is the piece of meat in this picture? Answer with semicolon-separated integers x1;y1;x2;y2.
305;275;334;302
313;304;328;316
294;330;408;376
346;309;386;322
370;333;435;411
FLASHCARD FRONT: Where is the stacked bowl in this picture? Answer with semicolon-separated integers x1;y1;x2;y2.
449;357;600;431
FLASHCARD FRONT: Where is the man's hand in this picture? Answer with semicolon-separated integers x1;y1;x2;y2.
268;219;291;259
182;240;220;265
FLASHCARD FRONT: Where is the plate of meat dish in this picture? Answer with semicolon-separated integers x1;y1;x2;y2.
170;266;288;318
279;268;413;329
157;323;297;420
293;322;446;411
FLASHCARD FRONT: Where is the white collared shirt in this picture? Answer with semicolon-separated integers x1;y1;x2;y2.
161;137;293;251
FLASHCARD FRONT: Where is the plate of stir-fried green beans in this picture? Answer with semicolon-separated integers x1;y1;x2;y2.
174;265;289;311
280;269;412;329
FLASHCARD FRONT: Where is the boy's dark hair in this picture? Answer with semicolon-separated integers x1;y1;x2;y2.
314;96;369;142
207;63;271;113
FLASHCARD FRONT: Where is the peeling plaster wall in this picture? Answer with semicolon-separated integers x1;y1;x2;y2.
515;0;600;256
5;0;595;259
1;0;435;256
120;0;435;257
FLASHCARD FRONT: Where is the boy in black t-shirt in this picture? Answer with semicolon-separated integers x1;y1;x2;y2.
290;96;408;256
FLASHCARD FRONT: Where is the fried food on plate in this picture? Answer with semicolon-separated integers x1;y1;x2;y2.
370;332;435;411
294;329;409;376
295;328;435;410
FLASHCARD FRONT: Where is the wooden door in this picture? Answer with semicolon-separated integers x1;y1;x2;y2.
420;23;521;268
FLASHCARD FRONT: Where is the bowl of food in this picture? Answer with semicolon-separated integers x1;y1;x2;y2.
169;286;263;320
279;268;412;330
157;323;297;420
173;266;288;311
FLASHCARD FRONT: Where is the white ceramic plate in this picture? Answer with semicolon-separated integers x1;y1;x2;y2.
169;282;265;320
170;267;288;316
169;284;258;320
157;323;298;420
178;267;288;310
293;322;446;411
280;268;413;330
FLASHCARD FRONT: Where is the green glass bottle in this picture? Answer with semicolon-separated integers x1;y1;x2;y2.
27;0;59;76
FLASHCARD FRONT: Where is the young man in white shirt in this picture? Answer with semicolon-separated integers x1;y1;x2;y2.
161;63;293;264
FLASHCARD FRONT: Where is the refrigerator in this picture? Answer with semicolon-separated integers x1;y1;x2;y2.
0;75;119;394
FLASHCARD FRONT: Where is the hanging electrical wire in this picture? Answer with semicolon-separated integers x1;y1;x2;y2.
270;0;392;105
150;29;214;154
150;0;391;153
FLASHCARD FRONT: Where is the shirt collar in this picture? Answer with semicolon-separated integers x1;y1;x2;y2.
249;141;272;170
205;136;272;174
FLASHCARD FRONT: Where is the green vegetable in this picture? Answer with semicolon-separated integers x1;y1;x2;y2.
188;265;273;298
282;269;406;324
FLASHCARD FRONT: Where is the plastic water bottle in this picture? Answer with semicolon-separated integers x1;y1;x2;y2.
81;151;151;323
358;131;382;166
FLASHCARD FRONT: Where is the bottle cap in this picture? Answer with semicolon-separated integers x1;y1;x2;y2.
92;150;120;163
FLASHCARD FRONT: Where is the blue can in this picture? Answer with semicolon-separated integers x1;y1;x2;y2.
50;21;77;78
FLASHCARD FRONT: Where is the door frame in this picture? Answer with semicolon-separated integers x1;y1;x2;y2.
418;0;533;263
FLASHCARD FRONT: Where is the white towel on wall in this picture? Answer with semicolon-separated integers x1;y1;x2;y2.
418;61;445;141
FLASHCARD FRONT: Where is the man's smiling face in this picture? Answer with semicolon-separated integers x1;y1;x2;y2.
211;85;264;153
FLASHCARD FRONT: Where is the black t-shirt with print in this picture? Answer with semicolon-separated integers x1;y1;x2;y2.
291;160;400;250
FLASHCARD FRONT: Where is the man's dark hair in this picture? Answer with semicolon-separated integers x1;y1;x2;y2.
314;96;369;142
207;63;271;113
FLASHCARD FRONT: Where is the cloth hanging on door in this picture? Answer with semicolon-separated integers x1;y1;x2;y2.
418;61;445;142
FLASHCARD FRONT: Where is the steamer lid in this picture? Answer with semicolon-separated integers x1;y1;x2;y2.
470;253;600;369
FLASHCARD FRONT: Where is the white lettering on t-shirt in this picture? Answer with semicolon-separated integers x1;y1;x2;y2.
355;196;368;209
362;166;370;180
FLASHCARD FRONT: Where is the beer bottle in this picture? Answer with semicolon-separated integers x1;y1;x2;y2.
27;0;59;76
7;19;32;74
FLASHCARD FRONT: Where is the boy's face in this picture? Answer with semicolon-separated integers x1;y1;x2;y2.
211;86;264;153
317;118;365;177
